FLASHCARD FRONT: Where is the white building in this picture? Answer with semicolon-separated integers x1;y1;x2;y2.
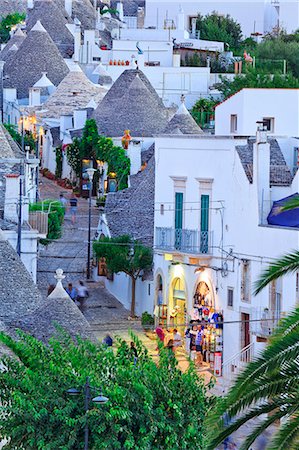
144;0;299;36
215;88;299;137
153;129;299;370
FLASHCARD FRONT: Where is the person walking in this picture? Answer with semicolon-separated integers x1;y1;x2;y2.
65;283;77;302
76;280;89;310
59;193;68;214
69;196;78;224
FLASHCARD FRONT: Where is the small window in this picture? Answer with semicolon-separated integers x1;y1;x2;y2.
230;114;238;133
263;117;275;133
160;204;164;215
227;287;234;307
148;283;151;296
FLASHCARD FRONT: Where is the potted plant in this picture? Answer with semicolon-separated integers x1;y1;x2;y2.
96;196;106;208
141;311;154;330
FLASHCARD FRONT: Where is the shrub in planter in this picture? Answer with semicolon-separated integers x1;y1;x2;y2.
30;200;64;245
141;311;154;328
96;196;106;207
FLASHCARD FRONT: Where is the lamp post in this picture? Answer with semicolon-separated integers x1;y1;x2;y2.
16;163;24;256
86;167;96;279
66;377;108;450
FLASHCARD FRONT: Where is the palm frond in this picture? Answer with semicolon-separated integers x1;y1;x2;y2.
253;250;299;295
268;412;299;450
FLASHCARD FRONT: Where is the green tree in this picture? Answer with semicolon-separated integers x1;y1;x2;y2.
218;70;299;100
206;307;299;450
93;235;153;317
0;13;25;43
66;120;130;190
0;331;212;449
196;12;242;48
29;200;64;245
255;36;299;77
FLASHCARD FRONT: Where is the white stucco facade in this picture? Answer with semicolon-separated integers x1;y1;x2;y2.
153;134;299;363
215;89;299;137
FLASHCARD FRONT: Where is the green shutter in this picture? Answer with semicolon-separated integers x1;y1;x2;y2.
201;195;209;232
175;192;183;230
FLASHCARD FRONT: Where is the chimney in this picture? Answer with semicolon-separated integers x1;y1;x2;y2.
73;109;87;130
117;1;124;22
172;52;181;67
127;140;141;176
137;7;145;28
29;87;41;106
177;5;185;31
60;114;73;140
4;173;28;224
65;0;72;17
253;124;270;224
27;0;34;9
73;20;81;62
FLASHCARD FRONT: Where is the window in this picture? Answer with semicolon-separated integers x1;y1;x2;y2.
241;260;251;302
263;117;275;133
230;114;238;133
227;287;234;307
269;279;282;326
175;192;183;230
200;194;209;253
160;204;164;215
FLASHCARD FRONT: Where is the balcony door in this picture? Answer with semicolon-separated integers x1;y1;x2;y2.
200;194;209;253
175;192;183;249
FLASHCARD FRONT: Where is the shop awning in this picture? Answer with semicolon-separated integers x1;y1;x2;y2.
267;193;299;228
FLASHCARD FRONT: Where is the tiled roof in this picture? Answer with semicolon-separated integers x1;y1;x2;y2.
49;127;62;147
3;21;70;99
37;69;107;119
57;0;96;30
104;154;155;247
236;138;294;186
0;0;26;17
26;0;74;58
0;29;26;61
162;102;203;135
111;0;145;16
93;69;169;137
0;125;23;158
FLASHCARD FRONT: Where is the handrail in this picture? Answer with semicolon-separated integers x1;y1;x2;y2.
222;342;254;368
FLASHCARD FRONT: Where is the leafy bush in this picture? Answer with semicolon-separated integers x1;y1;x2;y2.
55;146;63;179
0;331;214;449
0;13;25;43
29;200;64;244
141;311;155;327
4;123;35;152
196;12;242;49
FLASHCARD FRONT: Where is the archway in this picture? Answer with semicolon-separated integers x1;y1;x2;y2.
170;277;186;328
193;280;214;308
154;273;167;327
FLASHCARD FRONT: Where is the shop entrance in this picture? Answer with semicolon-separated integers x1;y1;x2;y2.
154;275;167;327
170;278;186;328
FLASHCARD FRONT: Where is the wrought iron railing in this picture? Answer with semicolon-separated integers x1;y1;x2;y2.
155;227;212;254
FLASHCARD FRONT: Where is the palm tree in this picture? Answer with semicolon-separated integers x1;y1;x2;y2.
206;308;299;450
206;196;299;449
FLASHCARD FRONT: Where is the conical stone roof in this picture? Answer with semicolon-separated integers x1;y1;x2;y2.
0;29;26;61
38;69;107;119
162;102;203;135
26;0;74;58
93;69;169;137
3;21;70;99
57;0;96;29
0;1;26;18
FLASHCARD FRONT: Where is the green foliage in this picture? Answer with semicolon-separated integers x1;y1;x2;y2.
0;331;212;449
4;123;35;152
206;308;299;450
196;12;242;48
93;235;153;316
141;311;154;327
218;70;299;100
29;200;64;244
255;36;299;77
66;120;130;190
0;13;25;43
55;146;63;179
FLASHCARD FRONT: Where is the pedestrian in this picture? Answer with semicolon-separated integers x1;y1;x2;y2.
76;280;89;310
185;327;191;355
130;341;138;364
47;284;55;296
59;193;68;214
69;196;78;224
195;326;203;366
155;327;165;343
189;324;198;361
65;283;77;302
102;334;113;347
173;328;182;351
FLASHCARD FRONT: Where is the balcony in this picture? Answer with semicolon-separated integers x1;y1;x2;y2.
155;227;212;255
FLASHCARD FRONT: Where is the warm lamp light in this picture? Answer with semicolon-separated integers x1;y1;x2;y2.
164;253;173;261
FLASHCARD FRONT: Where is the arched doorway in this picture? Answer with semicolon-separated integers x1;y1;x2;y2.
154;274;167;327
170;277;186;328
193;280;214;308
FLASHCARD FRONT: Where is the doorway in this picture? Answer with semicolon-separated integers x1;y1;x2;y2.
241;313;250;350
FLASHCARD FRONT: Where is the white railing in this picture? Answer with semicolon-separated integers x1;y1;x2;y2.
222;342;255;382
155;227;212;254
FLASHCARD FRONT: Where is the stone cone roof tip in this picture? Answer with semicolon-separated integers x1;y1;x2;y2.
86;98;97;109
48;269;70;299
14;28;25;37
31;20;47;32
162;99;203;135
34;72;55;88
9;44;18;52
176;101;189;115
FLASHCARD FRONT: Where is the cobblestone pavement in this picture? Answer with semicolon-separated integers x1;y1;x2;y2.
37;176;275;449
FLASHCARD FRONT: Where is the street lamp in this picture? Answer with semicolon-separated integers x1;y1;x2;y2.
66;377;109;450
86;167;96;280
